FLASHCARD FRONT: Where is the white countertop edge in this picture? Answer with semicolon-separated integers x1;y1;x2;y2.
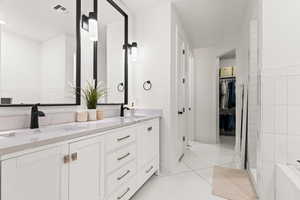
0;115;161;158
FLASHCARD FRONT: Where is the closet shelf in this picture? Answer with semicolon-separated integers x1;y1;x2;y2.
220;130;235;136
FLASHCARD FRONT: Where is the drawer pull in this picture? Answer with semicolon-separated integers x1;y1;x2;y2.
146;165;154;174
117;153;130;161
147;127;153;131
71;153;78;161
117;135;130;142
117;170;131;181
117;187;130;200
63;155;70;164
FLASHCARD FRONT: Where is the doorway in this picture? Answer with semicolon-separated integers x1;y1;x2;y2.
218;50;237;146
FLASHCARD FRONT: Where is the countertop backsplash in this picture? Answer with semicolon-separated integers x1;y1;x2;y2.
0;106;121;131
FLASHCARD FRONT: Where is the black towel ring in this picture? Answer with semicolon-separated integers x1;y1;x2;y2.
117;82;124;92
143;80;152;91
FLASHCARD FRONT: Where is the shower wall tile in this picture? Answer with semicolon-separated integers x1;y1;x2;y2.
261;133;275;162
262;106;275;133
275;77;287;105
287;106;300;135
288;76;300;105
274;105;287;134
260;66;300;200
275;134;287;164
262;76;276;106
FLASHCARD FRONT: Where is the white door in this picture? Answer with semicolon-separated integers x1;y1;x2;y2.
69;137;102;200
176;29;187;160
1;146;69;200
187;54;195;143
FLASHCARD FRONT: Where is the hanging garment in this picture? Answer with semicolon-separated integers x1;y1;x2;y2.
220;115;226;130
227;114;236;131
228;80;236;108
220;81;229;109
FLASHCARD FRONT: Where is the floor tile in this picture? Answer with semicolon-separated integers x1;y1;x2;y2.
160;161;193;177
131;172;226;200
132;138;236;200
195;167;214;184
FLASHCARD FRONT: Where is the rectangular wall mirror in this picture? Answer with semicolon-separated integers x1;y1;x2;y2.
0;0;81;106
96;0;128;105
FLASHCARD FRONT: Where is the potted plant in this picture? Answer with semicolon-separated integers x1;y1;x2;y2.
81;80;106;121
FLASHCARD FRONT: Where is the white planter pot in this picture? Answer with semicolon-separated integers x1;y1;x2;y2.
88;109;97;121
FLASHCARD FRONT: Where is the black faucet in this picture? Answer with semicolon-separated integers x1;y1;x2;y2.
120;104;130;117
30;104;45;129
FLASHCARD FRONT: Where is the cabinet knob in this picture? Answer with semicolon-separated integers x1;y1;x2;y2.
147;127;153;131
71;153;78;161
63;155;70;164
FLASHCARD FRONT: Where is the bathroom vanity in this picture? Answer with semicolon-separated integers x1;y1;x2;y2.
0;115;160;200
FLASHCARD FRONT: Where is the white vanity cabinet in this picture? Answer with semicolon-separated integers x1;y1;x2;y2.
0;118;160;200
1;137;103;200
1;145;69;200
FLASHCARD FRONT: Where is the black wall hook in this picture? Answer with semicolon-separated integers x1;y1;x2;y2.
117;82;124;92
143;80;152;91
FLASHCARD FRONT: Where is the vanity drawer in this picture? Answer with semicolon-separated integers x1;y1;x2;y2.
106;144;136;173
106;160;137;196
139;158;158;186
107;176;137;200
105;128;136;152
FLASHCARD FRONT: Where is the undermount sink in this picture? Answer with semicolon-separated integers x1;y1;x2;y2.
0;129;42;139
123;115;147;120
0;131;17;138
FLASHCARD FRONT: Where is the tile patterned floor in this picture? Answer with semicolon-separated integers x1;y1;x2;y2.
131;136;238;200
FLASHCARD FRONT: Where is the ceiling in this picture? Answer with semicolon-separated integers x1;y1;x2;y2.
0;0;124;42
0;0;76;42
123;0;248;48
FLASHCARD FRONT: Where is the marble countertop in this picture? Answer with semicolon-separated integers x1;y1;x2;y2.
0;113;160;158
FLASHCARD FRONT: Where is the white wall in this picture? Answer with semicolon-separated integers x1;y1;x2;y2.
98;25;107;103
193;48;218;143
219;58;236;68
132;1;192;173
0;31;41;103
80;30;94;107
106;22;124;103
0;32;76;104
41;35;73;104
133;2;172;172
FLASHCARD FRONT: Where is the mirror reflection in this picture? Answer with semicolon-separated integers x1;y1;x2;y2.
0;0;77;105
97;0;124;104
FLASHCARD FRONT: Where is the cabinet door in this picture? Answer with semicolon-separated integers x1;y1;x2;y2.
69;137;102;200
1;145;69;200
138;119;159;168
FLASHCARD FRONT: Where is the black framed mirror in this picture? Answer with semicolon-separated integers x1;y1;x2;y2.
0;0;81;107
94;0;128;105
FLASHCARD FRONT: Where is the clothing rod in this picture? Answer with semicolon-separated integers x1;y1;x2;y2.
220;77;236;80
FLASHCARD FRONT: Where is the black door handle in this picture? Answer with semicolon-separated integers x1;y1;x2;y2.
178;111;183;115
